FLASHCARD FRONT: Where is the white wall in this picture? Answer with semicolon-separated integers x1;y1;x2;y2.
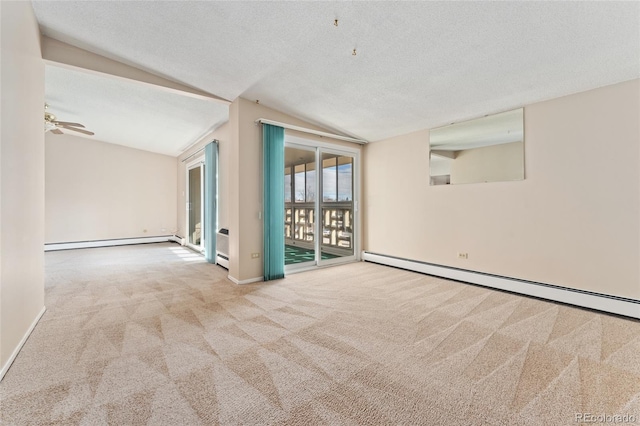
45;133;177;243
0;2;46;376
364;79;639;300
177;121;230;240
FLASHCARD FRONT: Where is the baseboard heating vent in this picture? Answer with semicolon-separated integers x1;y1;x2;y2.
362;251;640;319
216;229;229;269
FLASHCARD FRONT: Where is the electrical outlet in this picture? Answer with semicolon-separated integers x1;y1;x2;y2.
251;253;260;259
457;252;468;259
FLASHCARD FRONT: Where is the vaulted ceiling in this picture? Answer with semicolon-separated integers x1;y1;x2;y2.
33;1;640;155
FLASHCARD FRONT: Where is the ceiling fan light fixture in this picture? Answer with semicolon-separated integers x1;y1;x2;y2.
43;106;94;136
44;121;57;132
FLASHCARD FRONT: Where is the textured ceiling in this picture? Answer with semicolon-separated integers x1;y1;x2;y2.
33;1;640;147
45;66;228;156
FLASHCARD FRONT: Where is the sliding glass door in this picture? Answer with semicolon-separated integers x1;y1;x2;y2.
187;161;205;252
284;145;317;268
284;142;358;271
320;152;354;262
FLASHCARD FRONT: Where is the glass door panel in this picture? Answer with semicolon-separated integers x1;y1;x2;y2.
320;153;354;262
284;143;357;271
284;146;316;267
187;164;204;251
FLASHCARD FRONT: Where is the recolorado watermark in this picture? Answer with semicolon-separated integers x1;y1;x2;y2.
575;413;637;423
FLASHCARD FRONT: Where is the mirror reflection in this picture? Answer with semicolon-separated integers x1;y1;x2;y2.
429;108;524;185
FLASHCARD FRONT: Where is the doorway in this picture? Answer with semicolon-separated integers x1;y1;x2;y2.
284;141;358;271
187;160;205;252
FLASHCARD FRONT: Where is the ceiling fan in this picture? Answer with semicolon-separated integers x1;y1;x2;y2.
44;105;94;136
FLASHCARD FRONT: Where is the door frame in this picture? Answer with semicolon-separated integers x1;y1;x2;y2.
317;146;359;267
284;136;361;274
284;143;318;272
186;156;205;253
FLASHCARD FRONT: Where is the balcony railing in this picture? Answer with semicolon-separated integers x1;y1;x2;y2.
285;203;353;256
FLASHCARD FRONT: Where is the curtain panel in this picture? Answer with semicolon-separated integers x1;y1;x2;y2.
262;124;285;280
204;141;218;264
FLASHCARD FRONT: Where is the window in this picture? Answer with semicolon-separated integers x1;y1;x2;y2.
337;157;353;201
294;165;305;202
284;168;292;203
322;155;352;202
305;162;316;202
322;157;337;202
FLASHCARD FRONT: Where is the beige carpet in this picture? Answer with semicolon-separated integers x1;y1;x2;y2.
1;243;639;425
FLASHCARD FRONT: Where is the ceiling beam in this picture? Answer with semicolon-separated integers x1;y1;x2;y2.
41;36;230;105
430;149;457;159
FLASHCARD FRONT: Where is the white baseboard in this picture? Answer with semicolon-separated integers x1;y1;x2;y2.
44;236;177;251
0;306;46;382
170;235;185;245
228;275;263;285
362;252;640;319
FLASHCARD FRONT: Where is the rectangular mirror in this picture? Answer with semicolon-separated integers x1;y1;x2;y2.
429;108;524;185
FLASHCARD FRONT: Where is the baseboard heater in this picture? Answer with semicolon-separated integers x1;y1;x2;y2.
45;235;180;251
362;251;640;320
216;229;229;269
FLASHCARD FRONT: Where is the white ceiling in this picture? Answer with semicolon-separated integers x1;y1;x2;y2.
45;66;228;156
33;1;640;152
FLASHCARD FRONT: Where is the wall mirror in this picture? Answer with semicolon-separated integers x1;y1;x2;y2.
429;108;524;185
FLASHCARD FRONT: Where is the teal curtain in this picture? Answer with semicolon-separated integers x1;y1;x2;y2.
263;124;285;280
204;141;218;263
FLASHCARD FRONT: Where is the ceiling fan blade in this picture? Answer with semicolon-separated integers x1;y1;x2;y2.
59;125;94;136
51;128;64;135
53;121;85;128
